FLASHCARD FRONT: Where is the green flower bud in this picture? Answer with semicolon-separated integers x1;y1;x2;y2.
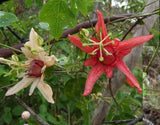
11;55;19;62
80;28;89;37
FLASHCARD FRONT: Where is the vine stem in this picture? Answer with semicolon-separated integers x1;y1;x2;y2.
0;43;22;53
145;41;160;72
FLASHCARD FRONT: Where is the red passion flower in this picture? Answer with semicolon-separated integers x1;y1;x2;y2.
68;10;154;96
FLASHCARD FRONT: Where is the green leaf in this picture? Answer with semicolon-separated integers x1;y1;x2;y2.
39;104;47;114
64;77;86;99
39;0;76;40
0;11;18;27
3;107;12;124
12;105;24;116
24;0;32;8
47;114;58;124
76;0;94;16
76;0;88;16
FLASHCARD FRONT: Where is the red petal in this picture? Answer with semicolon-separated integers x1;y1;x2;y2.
117;49;131;58
68;35;94;53
115;59;142;92
83;63;105;96
105;66;113;78
95;10;110;42
117;34;154;51
84;57;98;66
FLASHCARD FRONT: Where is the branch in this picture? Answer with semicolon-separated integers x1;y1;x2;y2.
0;10;158;58
0;13;137;58
127;115;143;125
13;95;50;125
103;116;143;124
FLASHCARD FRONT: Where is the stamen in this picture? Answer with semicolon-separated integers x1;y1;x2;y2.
100;35;110;44
82;42;99;47
104;40;115;46
84;36;97;44
103;48;112;55
99;44;104;61
89;48;100;55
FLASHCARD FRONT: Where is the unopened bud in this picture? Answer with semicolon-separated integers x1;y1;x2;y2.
11;55;19;62
21;111;30;120
80;28;89;37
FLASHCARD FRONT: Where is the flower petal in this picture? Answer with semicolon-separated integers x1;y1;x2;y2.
117;49;131;58
117;34;154;51
29;77;40;96
95;10;110;42
68;35;94;53
5;77;35;96
83;63;105;96
83;57;98;66
43;55;58;67
105;66;113;78
115;59;142;92
30;28;44;51
37;82;54;104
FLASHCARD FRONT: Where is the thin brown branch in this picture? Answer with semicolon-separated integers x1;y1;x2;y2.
0;13;133;58
121;18;144;41
103;115;143;124
127;115;143;125
7;26;26;43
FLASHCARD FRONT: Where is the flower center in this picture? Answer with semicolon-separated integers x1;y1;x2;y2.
82;33;114;62
28;60;44;77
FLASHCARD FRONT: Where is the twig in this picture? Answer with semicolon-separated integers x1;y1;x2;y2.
145;42;160;72
103;115;143;124
13;95;50;125
121;18;144;41
104;119;133;124
127;115;143;125
7;26;27;43
108;79;119;107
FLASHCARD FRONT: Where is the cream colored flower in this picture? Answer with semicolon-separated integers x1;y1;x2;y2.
0;28;57;104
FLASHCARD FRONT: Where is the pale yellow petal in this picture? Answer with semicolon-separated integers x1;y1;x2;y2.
21;47;37;59
37;82;54;104
43;55;58;67
29;78;40;96
30;28;43;51
5;77;34;96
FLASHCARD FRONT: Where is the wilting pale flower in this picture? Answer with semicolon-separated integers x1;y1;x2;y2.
21;111;30;120
0;28;57;103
